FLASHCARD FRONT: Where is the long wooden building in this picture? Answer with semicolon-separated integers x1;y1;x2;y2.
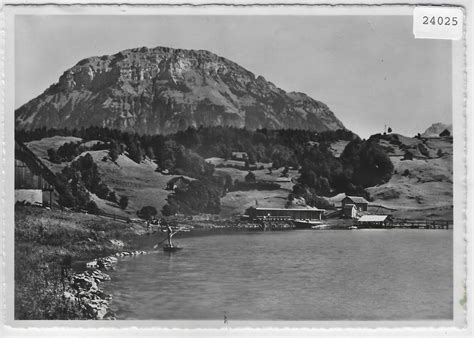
15;140;56;206
252;207;325;220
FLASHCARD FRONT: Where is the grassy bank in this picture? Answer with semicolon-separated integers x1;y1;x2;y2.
14;205;164;319
14;205;258;319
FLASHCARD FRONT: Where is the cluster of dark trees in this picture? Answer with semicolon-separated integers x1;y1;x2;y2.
17;126;355;172
297;136;394;199
173;126;355;168
162;178;223;216
48;141;110;163
47;142;85;163
18;126;214;179
54;153;123;212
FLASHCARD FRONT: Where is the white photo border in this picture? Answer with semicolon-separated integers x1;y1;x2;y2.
0;1;472;336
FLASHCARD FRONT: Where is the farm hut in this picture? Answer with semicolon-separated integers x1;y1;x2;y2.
341;196;369;212
205;157;225;166
439;129;451;138
357;215;393;228
15;140;56;206
166;176;191;191
252;207;325;221
231;152;248;160
343;204;357;219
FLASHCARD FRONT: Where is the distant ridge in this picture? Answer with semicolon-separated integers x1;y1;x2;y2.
16;46;345;135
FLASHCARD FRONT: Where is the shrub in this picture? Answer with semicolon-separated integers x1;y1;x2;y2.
107;191;118;203
86;201;99;214
245;171;256;183
418;143;430;157
137;206;157;221
119;196;128;210
403;151;414;160
162;203;178;216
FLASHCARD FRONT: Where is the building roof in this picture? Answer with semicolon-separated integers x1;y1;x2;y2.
358;215;390;222
255;207;325;212
344;196;369;204
15;140;57;188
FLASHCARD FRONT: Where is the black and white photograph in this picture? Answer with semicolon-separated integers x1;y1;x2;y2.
1;1;472;334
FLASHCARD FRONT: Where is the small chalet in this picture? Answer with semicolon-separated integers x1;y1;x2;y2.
341;195;368;212
357;215;393;228
439;129;451;138
231;152;248;161
166;176;191;191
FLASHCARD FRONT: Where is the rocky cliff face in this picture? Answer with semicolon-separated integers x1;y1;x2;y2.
16;46;345;134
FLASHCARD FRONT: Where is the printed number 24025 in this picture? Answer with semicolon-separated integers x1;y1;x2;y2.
422;16;458;25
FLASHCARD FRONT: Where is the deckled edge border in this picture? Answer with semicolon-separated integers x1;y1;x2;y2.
0;1;471;336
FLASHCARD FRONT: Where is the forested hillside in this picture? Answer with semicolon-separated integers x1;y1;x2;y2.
16;126;449;218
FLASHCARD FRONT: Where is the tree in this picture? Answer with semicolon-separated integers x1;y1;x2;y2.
137;206;157;221
387;127;392;133
86;200;99;214
47;148;60;164
107;191;118;203
245;171;256;183
109;148;119;162
403;151;414;161
119;196;129;210
162;203;178;216
245;207;257;219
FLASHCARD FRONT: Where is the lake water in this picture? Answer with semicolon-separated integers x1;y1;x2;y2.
104;229;453;320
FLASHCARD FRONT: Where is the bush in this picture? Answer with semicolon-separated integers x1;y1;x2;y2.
137;206;157;220
245;171;256;183
107;191;118;203
86;201;99;214
418;143;430;157
403;151;414;160
119;196;128;210
47;148;61;164
162;203;178;216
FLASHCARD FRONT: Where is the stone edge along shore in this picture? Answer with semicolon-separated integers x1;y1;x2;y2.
63;250;147;320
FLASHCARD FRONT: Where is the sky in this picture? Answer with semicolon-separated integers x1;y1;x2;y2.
15;15;452;138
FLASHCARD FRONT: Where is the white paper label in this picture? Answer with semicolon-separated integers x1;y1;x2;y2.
413;7;463;40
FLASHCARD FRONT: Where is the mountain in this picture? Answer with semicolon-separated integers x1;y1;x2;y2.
15;46;345;134
421;123;452;137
